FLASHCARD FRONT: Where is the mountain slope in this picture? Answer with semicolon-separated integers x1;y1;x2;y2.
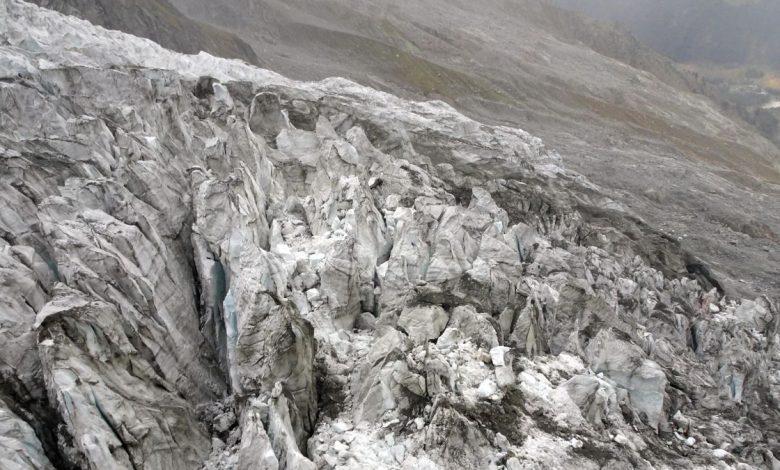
2;1;779;469
552;0;780;163
554;0;780;69
164;0;780;300
23;0;780;298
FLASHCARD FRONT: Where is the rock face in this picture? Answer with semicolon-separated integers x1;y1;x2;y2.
0;1;778;469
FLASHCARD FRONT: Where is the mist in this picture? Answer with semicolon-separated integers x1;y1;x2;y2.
553;0;780;68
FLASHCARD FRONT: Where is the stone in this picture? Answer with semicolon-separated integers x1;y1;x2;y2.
614;434;630;446
249;92;288;139
214;411;237;434
495;366;516;388
709;303;721;313
672;411;690;433
356;312;377;331
332;421;353;434
477;379;499;399
397;305;449;344
713;449;730;459
445;305;500;349
490;346;512;367
506;457;523;470
494;432;510;451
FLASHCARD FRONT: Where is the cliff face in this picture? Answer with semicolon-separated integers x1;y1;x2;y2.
1;1;779;469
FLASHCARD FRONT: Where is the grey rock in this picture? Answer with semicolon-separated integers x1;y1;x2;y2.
249;92;289;140
355;312;377;331
449;305;500;349
213;411;237;434
397;305;449;345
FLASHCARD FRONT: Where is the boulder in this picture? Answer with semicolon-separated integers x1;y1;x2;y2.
249;92;289;140
397;305;450;345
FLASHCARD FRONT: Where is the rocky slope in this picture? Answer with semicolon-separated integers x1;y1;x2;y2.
1;1;779;469
144;0;780;300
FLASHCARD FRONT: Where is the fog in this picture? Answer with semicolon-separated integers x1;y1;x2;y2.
553;0;780;68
